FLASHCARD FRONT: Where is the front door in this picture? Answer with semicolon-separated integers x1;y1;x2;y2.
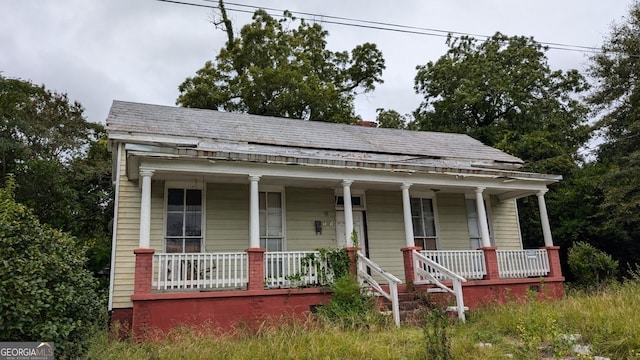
336;210;368;255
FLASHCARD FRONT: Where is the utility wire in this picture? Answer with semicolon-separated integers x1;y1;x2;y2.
156;0;604;54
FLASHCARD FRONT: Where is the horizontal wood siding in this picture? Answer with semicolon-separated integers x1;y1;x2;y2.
490;197;522;249
285;188;336;251
206;183;249;252
112;151;139;309
436;193;471;250
365;190;405;279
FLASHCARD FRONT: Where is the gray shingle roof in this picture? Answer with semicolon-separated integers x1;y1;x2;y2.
106;100;523;166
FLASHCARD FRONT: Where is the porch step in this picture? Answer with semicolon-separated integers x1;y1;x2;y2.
426;287;449;293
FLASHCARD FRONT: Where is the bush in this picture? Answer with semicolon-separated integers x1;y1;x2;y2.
0;178;106;358
317;275;380;328
568;241;618;288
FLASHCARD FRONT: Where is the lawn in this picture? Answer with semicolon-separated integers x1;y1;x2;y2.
88;280;640;359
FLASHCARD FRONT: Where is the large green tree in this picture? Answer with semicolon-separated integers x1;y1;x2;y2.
587;1;640;269
413;33;590;175
0;75;112;277
411;33;592;252
177;7;385;123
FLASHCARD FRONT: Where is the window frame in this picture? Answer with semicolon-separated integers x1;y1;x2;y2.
163;180;205;253
259;186;286;252
409;192;440;250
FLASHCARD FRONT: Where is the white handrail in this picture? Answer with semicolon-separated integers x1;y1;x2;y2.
357;252;402;327
497;249;550;278
264;251;329;288
413;250;467;321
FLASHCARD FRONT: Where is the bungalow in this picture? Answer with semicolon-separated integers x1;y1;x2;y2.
106;101;564;337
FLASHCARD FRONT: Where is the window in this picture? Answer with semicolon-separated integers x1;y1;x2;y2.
260;191;283;251
465;198;492;249
165;188;202;253
410;198;438;250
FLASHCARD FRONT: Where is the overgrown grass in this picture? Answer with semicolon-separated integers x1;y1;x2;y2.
89;281;640;359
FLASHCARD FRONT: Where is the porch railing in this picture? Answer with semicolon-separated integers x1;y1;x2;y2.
357;252;402;327
497;249;550;278
264;251;329;288
154;252;248;291
413;250;467;321
420;250;486;280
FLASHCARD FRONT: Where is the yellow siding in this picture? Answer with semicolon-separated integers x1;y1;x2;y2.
490;197;522;249
206;183;249;252
285;188;336;250
436;193;471;250
112;150;139;309
365;190;406;279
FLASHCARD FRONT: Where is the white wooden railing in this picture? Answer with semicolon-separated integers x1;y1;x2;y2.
413;250;467;321
357;252;403;327
497;249;550;278
264;251;329;288
154;252;247;290
420;250;486;280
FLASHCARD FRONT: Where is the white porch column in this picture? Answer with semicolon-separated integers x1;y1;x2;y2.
401;183;415;248
138;168;155;249
537;190;554;247
249;175;261;248
475;187;492;248
342;180;354;247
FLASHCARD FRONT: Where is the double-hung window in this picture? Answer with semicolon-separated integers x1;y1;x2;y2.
410;198;438;250
259;191;283;251
165;188;203;253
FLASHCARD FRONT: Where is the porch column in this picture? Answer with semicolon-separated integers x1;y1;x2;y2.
475;187;491;248
138;168;155;249
342;180;355;247
249;175;261;248
401;183;415;248
537;190;554;247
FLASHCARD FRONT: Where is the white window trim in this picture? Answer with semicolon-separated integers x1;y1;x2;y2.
259;189;287;251
409;193;440;250
163;180;206;253
334;189;366;210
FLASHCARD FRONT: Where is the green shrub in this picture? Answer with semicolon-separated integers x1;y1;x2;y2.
0;178;106;358
423;306;452;360
568;241;619;288
317;275;380;328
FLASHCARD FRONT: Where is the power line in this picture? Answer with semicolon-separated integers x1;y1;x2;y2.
156;0;604;54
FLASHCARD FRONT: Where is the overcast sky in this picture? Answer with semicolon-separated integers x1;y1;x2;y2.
1;0;635;125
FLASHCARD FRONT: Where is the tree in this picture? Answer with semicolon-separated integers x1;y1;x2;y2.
0;75;112;278
411;33;592;251
0;178;105;358
177;6;386;123
375;108;407;129
413;33;590;175
587;1;640;271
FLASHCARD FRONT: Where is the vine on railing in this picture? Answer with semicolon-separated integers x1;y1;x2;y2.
286;248;350;287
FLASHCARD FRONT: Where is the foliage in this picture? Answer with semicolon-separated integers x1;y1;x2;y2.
413;32;590;170
0;178;106;358
0;75;112;279
177;7;385;123
423;306;452;360
586;1;640;274
316;275;380;329
375;108;407;129
568;241;619;288
287;248;351;286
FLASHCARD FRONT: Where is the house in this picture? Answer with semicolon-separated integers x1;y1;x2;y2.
106;100;564;338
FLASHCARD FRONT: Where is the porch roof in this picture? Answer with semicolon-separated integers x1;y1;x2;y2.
106;101;561;187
